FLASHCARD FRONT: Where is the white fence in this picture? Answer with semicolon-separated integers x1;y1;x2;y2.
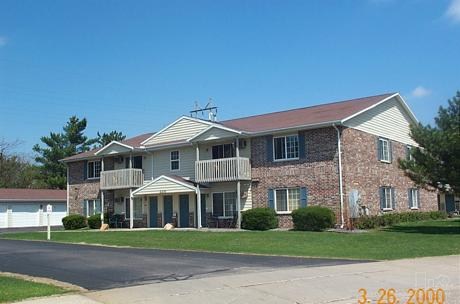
100;168;144;190
195;157;251;183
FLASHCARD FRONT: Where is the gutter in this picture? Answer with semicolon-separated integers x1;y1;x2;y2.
333;124;345;229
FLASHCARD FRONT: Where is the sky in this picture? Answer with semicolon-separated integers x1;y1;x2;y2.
0;0;459;157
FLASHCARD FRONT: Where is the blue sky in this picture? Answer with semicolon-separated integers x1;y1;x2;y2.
1;0;459;156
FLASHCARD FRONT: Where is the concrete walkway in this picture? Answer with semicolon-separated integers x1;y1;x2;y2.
16;255;460;304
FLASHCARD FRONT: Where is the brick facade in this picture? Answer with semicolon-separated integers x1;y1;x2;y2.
250;127;341;228
341;128;437;217
68;160;101;214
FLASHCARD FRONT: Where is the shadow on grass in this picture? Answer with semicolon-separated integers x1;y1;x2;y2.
383;219;460;235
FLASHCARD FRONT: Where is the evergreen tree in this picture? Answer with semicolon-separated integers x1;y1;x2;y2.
96;130;126;147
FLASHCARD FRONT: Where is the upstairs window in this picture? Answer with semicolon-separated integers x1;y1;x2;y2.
378;137;391;162
170;151;180;171
274;135;299;161
212;143;235;159
87;160;101;179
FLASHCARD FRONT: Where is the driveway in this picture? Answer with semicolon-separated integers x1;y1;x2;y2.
0;239;369;290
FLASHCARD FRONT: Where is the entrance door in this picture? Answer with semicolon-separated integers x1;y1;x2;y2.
149;197;158;227
179;194;189;228
446;194;455;213
163;196;173;224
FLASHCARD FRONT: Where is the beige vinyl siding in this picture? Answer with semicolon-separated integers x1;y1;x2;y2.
143;154;154;181
192;127;239;142
134;177;195;196
97;144;131;156
143;118;210;145
152;147;195;179
199;139;251;160
344;97;417;145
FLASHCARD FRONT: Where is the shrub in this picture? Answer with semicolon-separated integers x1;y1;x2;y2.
292;206;336;231
354;211;448;229
241;208;278;230
62;214;87;230
87;214;102;229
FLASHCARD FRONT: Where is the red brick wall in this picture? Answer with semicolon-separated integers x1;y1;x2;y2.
341;128;438;217
68;161;101;214
250;127;341;228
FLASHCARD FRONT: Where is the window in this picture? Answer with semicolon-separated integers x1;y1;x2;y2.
133;198;143;219
275;188;300;213
212;192;237;217
84;199;101;217
212;143;235;159
274;135;299;161
380;187;394;210
125;156;143;169
122;198;143;219
409;188;419;209
87;160;101;179
170;151;180;171
378;138;391;162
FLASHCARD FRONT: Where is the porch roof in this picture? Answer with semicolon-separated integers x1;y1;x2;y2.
132;175;205;196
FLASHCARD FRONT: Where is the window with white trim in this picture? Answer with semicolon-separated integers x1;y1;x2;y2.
274;135;299;161
170;150;180;171
378;138;390;162
275;188;300;213
87;160;101;179
212;192;236;217
122;198;143;219
381;187;393;210
409;188;419;209
84;199;101;217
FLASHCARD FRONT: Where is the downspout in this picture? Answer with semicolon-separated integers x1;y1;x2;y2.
66;165;70;215
333;124;345;229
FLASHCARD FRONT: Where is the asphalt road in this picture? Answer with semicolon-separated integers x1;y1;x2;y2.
0;239;370;290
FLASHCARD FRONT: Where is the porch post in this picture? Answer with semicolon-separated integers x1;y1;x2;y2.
101;158;105;224
195;144;202;228
130;188;134;229
236;138;241;228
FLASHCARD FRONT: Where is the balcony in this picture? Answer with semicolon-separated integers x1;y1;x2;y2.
100;168;144;190
195;157;251;183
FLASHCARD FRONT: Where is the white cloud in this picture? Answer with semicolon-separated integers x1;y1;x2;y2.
411;86;431;98
0;36;7;47
446;0;460;23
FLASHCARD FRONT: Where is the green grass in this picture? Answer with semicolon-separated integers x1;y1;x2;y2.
2;219;459;260
0;275;67;303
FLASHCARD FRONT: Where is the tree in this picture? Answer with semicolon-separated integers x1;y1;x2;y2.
33;116;96;189
0;139;45;188
399;91;460;193
95;131;126;147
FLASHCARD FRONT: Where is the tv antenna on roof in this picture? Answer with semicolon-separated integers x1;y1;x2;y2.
190;98;218;122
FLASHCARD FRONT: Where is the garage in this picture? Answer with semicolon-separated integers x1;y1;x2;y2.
0;189;67;228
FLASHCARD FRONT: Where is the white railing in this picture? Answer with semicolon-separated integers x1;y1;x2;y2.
100;168;144;190
195;157;251;183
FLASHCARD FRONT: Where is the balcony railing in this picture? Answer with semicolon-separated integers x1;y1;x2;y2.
100;168;144;190
195;157;251;183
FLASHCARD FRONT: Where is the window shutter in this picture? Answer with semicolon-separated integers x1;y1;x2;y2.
408;189;413;208
391;188;396;209
300;187;307;208
379;187;385;210
83;160;88;179
388;140;393;163
377;138;382;161
268;189;275;209
417;189;421;209
298;132;306;160
82;200;87;217
95;199;102;214
266;135;273;162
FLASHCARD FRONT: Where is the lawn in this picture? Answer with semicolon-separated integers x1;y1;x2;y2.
0;275;67;303
1;219;459;260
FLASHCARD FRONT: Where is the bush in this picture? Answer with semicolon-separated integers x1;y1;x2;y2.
87;214;102;229
354;211;448;230
241;208;278;230
292;206;336;231
62;214;87;230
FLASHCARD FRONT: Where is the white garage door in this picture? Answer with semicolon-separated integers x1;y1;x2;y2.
10;204;41;228
0;204;7;228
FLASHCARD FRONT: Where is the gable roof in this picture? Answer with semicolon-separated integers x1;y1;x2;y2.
0;189;66;201
220;93;397;133
61;132;154;162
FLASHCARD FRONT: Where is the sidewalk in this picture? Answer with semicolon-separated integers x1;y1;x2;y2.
17;255;460;304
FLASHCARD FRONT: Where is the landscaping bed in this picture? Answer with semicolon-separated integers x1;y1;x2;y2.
1;219;459;260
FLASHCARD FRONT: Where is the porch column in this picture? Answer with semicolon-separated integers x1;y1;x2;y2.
101;158;105;224
195;144;202;228
236;138;241;229
130;188;134;229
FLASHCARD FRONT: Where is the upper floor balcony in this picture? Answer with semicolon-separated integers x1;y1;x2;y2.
195;157;251;183
100;168;144;190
